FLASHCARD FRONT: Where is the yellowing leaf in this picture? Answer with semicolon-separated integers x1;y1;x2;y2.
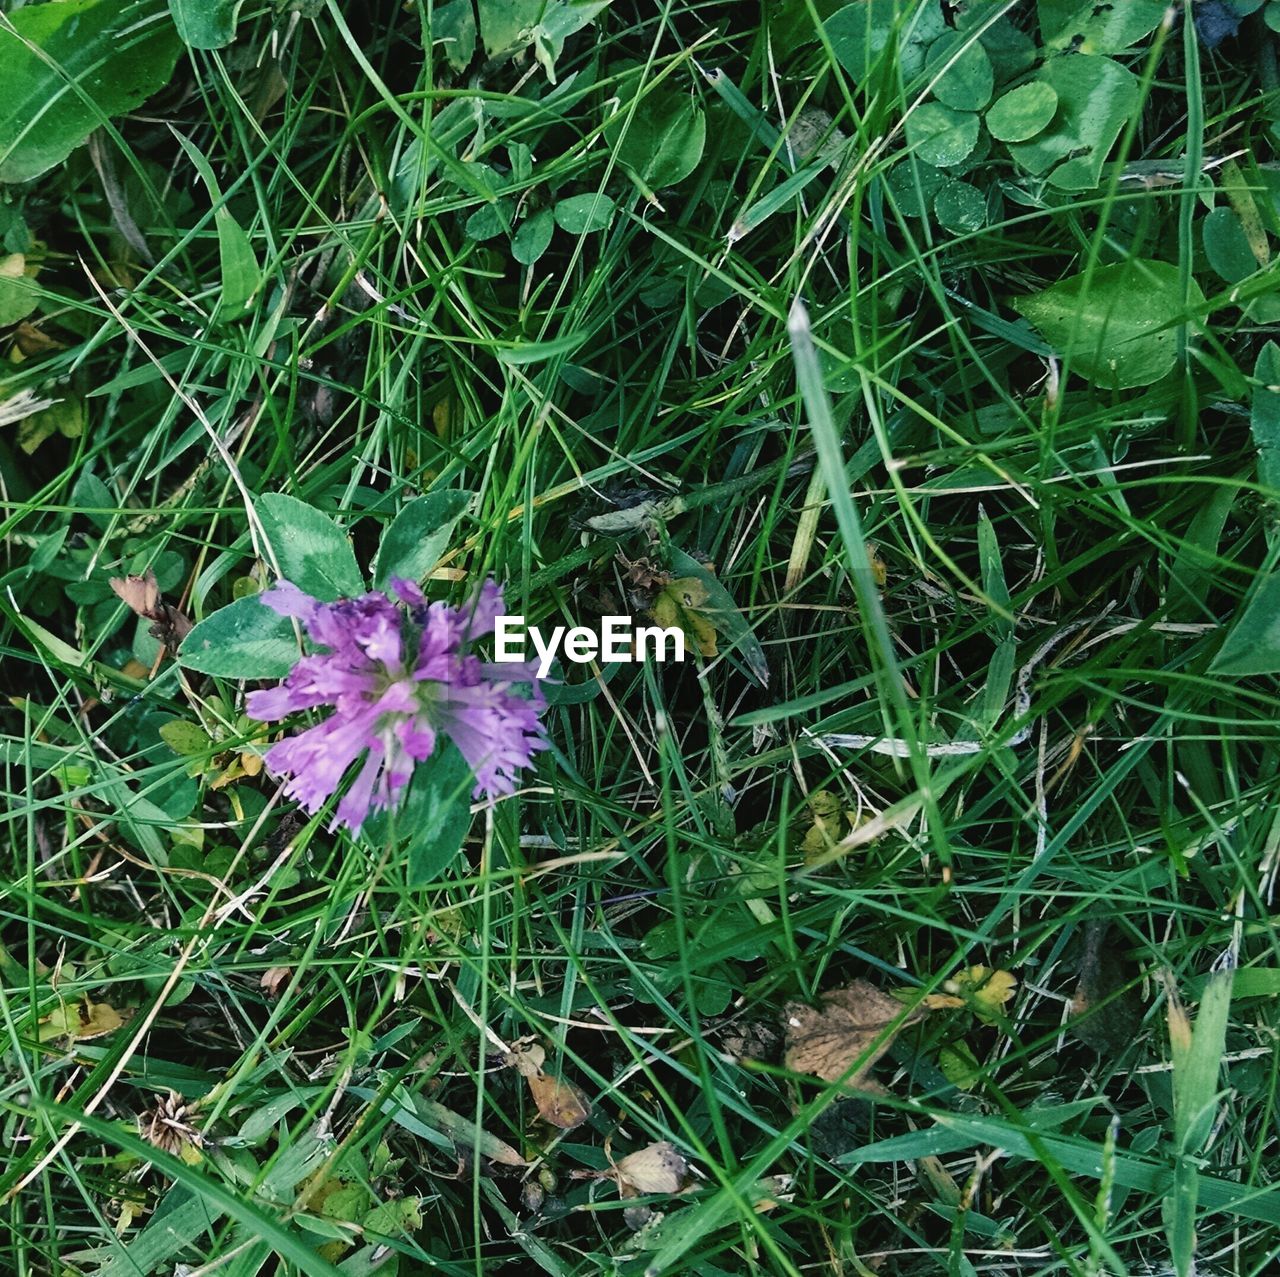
0;251;39;326
614;1141;687;1195
39;998;128;1043
648;576;718;658
783;979;928;1086
944;966;1017;1021
16;395;83;454
159;719;213;757
937;1040;982;1091
798;790;860;863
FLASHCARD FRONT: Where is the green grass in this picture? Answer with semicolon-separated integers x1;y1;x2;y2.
2;1;1280;1274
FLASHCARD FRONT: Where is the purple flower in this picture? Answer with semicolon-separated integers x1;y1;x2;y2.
246;579;547;834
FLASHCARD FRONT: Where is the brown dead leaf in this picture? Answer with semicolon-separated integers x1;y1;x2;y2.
784;978;927;1086
108;569;193;652
260;966;291;998
1069;919;1144;1054
614;1141;687;1196
525;1070;592;1130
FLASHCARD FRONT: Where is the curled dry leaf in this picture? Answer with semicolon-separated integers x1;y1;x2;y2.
614;1141;687;1196
783;978;927;1086
109;568;193;652
260;966;291;998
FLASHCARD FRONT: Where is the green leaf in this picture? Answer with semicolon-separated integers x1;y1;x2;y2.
256;492;365;601
985;81;1059;143
1039;0;1168;53
360;742;474;877
172;132;260;317
553;192;616;234
924;30;993;111
0;253;38;325
1210;573;1280;675
405;745;474;882
465;199;513;241
477;0;541;57
1202;207;1258;284
0;0;182;184
512;207;554;265
1006;55;1139;191
373;490;471;590
168;0;243;49
904;102;980;168
178;595;300;679
429;0;477;71
824;0;946;84
1013;259;1201;389
608;90;706;191
885;159;946;218
933;179;985;233
159;719;213;756
1251;341;1280;492
530;0;612;81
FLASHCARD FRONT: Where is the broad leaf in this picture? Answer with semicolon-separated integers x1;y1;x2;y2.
825;0;946;84
256;493;365;601
1251;342;1280;492
178;595;300;679
0;0;182;184
0;253;38;325
373;489;471;590
1210;573;1280;675
1014;259;1201;389
667;548;768;686
924;30;993;111
934;179;985;232
1202;207;1258;284
1039;0;1168;53
608;89;706;191
986;81;1058;143
1006;55;1138;191
428;0;477;71
904;102;980;168
168;0;243;49
363;742;474;880
554;192;616;233
512;208;554;264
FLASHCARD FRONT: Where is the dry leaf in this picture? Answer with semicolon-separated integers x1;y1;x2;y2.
783;979;926;1086
508;1041;546;1078
614;1141;687;1195
260;966;291;998
1070;919;1144;1054
525;1070;592;1130
108;568;193;651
